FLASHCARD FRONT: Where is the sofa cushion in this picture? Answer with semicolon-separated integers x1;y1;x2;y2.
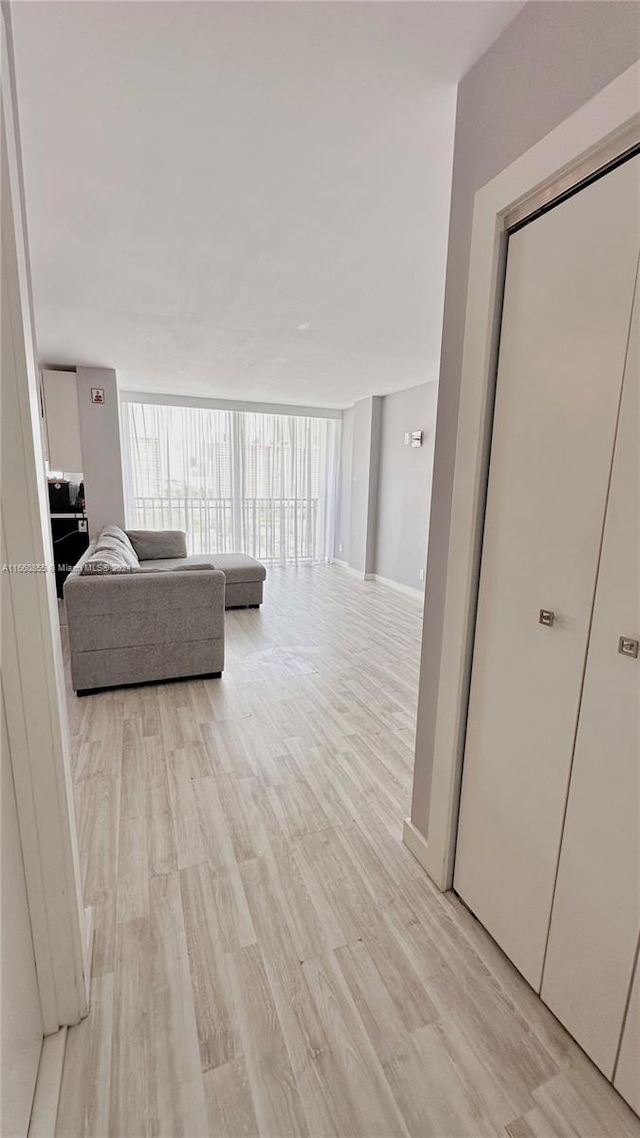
126;529;187;561
137;554;217;572
137;551;266;583
211;554;267;584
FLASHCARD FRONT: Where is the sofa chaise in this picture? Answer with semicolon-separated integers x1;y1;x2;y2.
126;529;267;608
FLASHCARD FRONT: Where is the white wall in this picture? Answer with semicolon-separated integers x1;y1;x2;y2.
76;366;125;538
336;405;353;562
410;0;640;835
337;383;437;591
1;17;90;1126
348;396;382;576
375;382;437;591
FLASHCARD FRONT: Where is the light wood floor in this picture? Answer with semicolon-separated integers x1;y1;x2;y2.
58;565;639;1138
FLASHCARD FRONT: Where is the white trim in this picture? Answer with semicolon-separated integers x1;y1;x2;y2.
27;1028;67;1137
503;118;640;230
333;558;367;580
119;389;343;420
371;573;424;602
84;905;94;980
402;819;431;872
419;61;640;893
2;6;90;1028
334;560;425;598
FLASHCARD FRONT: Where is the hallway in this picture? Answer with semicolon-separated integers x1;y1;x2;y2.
58;566;639;1137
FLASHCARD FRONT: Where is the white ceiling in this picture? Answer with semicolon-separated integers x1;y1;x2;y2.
12;1;524;409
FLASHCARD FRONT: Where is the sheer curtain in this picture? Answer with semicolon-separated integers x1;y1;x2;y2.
121;401;339;563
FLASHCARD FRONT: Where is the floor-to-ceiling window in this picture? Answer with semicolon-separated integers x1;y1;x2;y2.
121;401;340;563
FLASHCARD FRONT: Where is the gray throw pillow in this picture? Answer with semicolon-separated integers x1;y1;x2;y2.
99;525;140;568
80;526;143;575
81;548;133;575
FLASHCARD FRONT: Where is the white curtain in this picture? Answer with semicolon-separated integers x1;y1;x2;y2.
121;401;339;563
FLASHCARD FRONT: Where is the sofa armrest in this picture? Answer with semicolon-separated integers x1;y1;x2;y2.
64;567;225;616
64;569;225;658
125;529;187;561
64;569;225;690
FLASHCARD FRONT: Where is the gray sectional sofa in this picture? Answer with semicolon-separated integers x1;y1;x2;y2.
64;526;266;694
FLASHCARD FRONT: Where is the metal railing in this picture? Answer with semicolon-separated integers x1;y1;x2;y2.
131;496;319;562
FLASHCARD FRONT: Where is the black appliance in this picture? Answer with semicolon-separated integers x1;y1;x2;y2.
48;478;83;514
51;516;89;598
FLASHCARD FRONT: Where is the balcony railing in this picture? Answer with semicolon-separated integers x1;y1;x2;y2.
131;496;319;562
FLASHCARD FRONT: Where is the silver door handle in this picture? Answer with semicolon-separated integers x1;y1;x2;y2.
539;609;555;627
618;636;639;659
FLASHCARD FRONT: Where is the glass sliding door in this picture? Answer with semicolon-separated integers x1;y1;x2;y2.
121;401;339;564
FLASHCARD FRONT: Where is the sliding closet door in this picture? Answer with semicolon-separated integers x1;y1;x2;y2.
454;155;640;990
541;267;639;1079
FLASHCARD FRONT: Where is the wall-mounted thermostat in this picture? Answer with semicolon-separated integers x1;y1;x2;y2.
411;430;423;448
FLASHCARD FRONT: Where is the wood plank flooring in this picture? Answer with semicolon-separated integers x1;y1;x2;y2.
58;564;640;1137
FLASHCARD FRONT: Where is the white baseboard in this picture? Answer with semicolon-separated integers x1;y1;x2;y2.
403;818;452;893
402;818;431;872
371;573;424;601
334;560;424;599
28;1027;67;1137
334;561;415;588
333;560;371;580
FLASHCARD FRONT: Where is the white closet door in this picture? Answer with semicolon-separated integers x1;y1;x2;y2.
541;269;639;1079
615;946;640;1115
454;155;640;990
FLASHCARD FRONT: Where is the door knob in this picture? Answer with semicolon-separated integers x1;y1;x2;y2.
539;609;555;627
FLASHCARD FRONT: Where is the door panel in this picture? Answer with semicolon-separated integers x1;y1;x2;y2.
454;156;640;989
541;274;639;1079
